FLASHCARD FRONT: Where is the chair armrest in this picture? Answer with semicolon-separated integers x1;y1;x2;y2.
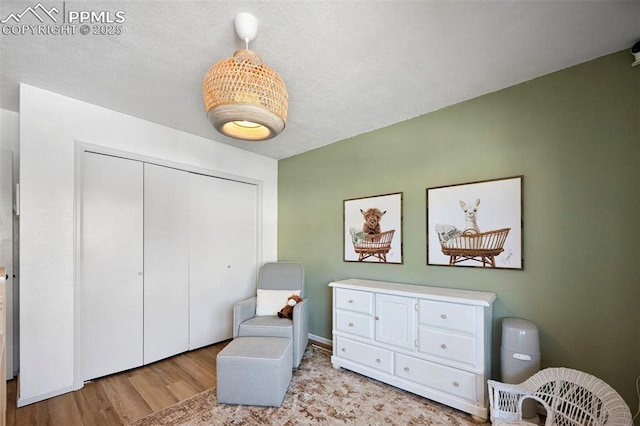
233;296;256;338
293;298;308;332
487;380;530;423
292;298;309;368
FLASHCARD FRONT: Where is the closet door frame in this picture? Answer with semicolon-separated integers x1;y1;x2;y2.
72;142;263;391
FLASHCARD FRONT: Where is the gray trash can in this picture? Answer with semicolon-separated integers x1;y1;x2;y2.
501;318;540;420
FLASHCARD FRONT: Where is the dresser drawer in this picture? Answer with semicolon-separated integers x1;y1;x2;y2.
418;328;477;367
335;336;393;374
336;311;373;339
418;300;476;334
335;288;373;314
395;353;477;402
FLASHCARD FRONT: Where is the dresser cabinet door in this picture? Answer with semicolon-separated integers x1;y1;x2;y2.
375;294;415;349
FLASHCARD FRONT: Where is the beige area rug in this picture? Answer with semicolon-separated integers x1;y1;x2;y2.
129;345;482;425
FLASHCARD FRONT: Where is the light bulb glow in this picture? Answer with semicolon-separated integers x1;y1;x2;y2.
221;121;272;140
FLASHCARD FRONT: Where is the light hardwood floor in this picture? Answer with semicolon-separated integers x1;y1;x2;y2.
7;340;230;426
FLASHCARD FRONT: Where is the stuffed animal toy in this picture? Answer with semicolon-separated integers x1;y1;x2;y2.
277;294;303;320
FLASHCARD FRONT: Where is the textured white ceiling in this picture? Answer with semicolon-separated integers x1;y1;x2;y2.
1;1;638;159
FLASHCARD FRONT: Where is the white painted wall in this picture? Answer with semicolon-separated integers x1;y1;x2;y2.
18;84;278;405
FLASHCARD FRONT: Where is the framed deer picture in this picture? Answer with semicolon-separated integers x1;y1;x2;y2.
426;176;523;269
344;192;403;264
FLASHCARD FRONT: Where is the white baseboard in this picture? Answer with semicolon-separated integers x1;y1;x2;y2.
17;381;75;407
309;333;332;347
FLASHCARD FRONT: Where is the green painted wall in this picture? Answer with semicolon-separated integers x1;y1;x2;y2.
278;50;640;407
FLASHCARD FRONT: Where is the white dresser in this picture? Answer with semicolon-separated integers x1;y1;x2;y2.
329;278;496;420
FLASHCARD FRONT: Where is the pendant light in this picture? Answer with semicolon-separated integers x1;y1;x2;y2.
203;13;288;141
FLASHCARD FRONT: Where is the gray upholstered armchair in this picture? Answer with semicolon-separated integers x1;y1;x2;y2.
233;262;308;368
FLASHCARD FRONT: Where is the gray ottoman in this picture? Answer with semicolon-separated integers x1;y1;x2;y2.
217;336;293;407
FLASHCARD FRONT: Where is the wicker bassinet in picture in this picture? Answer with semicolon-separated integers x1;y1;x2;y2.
439;228;510;268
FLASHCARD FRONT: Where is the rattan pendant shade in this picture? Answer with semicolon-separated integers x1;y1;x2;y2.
203;49;288;141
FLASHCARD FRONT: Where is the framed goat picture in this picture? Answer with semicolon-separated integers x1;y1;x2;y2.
426;176;523;269
344;192;403;264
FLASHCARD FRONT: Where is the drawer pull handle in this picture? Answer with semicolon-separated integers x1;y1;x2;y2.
441;344;447;350
440;314;447;319
341;348;346;352
348;299;354;303
404;367;410;372
453;381;459;387
376;358;381;364
375;316;379;320
348;322;354;327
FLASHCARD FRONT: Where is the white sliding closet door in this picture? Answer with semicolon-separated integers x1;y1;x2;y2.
0;150;14;379
143;164;190;364
82;152;144;380
189;174;258;349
